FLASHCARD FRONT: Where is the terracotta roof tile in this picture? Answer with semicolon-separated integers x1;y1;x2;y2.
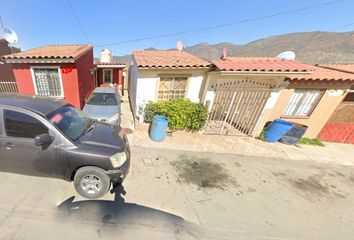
133;50;210;69
2;44;92;60
317;64;354;74
96;62;126;66
212;57;313;72
287;66;354;83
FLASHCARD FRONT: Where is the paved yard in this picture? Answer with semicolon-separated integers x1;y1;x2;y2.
133;122;354;166
0;146;353;239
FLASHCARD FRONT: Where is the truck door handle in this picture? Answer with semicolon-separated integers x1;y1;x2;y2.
3;143;15;150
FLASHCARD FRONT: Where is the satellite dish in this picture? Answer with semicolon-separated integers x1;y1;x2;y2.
177;40;183;51
276;51;296;60
2;28;18;45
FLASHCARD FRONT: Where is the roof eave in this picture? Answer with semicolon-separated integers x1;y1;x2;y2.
137;66;210;70
4;58;76;64
72;44;93;60
220;70;312;76
287;78;354;85
316;65;354;75
96;64;126;68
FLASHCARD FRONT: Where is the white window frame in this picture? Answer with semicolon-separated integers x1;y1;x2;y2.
156;75;190;101
103;69;113;83
30;66;65;98
283;89;324;117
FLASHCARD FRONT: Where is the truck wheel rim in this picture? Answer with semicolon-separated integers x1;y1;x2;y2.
80;175;102;195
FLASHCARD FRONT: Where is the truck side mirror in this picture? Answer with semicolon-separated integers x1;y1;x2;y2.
34;133;53;146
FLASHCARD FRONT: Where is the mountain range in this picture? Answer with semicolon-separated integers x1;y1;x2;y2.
104;31;354;65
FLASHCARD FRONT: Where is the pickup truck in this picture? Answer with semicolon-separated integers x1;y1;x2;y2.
0;94;130;199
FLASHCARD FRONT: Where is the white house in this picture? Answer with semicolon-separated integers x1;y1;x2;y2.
129;50;210;121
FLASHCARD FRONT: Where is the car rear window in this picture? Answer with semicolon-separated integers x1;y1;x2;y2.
87;93;118;106
4;110;48;138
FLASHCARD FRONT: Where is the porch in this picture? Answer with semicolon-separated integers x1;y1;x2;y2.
95;62;126;87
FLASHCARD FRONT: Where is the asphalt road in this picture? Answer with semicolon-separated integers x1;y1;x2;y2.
0;146;353;239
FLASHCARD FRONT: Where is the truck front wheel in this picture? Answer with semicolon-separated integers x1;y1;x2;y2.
73;166;111;199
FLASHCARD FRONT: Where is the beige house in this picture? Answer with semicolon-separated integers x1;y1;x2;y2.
201;57;313;137
267;65;354;138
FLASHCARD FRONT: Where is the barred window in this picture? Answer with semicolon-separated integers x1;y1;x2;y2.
283;89;324;117
158;76;188;100
32;68;63;97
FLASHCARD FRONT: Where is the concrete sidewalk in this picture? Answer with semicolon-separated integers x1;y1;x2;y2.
133;122;354;166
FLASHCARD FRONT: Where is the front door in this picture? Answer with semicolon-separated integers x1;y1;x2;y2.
103;69;113;84
0;108;57;177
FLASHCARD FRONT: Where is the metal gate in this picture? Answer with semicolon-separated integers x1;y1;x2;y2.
203;78;274;136
0;81;18;93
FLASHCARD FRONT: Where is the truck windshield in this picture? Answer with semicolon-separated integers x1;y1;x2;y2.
87;93;118;106
46;105;91;141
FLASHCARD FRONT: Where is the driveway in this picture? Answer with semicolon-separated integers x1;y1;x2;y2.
0;146;353;239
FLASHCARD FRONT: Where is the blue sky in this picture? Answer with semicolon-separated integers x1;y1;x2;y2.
1;0;353;57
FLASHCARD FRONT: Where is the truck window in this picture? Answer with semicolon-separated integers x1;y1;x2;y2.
4;110;48;138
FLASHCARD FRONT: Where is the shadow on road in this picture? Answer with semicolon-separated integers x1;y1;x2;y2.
56;185;186;229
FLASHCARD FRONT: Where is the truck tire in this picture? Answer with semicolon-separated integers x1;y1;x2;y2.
73;166;111;199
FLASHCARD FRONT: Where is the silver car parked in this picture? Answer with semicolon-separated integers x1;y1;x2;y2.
83;87;121;126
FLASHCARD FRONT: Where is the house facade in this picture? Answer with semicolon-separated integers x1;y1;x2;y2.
129;49;354;142
129;50;210;121
267;65;354;139
201;57;313;136
315;64;354;143
2;44;95;108
0;38;17;93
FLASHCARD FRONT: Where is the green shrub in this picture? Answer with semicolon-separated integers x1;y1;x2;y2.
297;138;325;146
144;99;208;131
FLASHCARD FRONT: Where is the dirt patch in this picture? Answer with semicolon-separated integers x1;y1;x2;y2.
234;162;242;168
272;172;287;177
273;171;348;200
171;155;236;189
290;175;329;195
350;176;354;182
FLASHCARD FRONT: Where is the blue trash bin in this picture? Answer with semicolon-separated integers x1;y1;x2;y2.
149;115;169;142
264;119;294;143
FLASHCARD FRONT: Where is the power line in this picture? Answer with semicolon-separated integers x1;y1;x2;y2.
95;0;345;47
66;0;90;43
327;21;354;31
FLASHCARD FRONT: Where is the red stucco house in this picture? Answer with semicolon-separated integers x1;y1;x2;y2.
2;44;95;108
95;62;125;87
